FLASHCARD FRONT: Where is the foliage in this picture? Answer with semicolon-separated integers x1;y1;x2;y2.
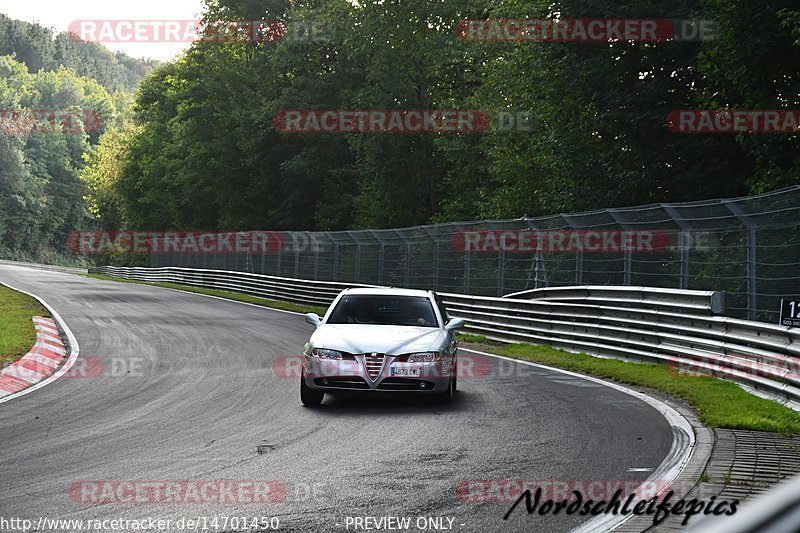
94;0;800;234
0;56;109;258
4;3;799;248
0;14;159;92
0;13;152;262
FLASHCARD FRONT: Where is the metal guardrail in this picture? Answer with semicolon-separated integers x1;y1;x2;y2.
91;265;375;307
0;259;88;275
442;293;800;404
505;286;726;315
691;473;800;532
148;186;800;323
90;266;800;404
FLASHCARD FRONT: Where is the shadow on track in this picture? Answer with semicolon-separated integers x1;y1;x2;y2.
304;391;471;415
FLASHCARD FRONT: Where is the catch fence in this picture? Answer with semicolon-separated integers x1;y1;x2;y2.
150;186;800;323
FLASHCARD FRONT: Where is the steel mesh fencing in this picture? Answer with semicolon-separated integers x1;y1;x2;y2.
149;185;800;323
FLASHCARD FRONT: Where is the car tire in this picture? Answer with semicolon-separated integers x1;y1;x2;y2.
435;377;455;404
300;374;324;406
452;362;458;391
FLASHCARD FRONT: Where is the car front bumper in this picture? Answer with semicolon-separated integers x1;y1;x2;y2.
302;354;453;393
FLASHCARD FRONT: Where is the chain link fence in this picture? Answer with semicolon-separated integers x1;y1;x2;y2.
150;186;800;323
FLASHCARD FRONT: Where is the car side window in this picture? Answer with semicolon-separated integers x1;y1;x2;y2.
434;294;450;324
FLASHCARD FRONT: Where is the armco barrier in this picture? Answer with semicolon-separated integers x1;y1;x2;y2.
0;259;87;275
90;266;800;404
505;286;726;315
90;265;375;307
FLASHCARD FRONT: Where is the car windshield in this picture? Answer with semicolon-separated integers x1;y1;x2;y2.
327;295;439;327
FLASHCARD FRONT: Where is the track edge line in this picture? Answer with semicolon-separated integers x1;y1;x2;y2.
460;347;699;533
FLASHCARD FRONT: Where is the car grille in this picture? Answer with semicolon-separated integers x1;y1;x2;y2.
363;353;385;380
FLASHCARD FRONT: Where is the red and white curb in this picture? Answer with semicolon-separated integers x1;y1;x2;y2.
0;317;66;397
0;281;80;404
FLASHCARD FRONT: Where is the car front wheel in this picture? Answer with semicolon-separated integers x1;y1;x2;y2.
300;374;324;406
435;377;455;404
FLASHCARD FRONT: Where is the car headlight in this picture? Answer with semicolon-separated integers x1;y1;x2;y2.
407;352;441;363
311;348;343;359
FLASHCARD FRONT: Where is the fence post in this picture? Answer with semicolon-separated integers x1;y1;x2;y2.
623;249;632;286
535;251;546;289
333;243;340;281
355;245;361;283
404;244;411;288
560;214;585;285
378;243;385;285
523;218;547;290
747;228;757;320
680;231;690;289
661;205;692;290
433;241;440;292
498;248;505;296
606;209;634;286
294;235;300;278
464;249;471;294
722;200;758;320
313;243;319;281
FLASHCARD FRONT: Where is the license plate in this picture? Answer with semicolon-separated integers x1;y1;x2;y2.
391;367;420;377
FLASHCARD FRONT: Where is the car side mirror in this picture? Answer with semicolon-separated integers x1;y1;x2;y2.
445;318;466;331
305;313;322;328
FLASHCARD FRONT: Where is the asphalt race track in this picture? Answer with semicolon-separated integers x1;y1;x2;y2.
0;265;674;532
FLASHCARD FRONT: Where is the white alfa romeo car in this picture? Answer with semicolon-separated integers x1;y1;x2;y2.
300;288;466;405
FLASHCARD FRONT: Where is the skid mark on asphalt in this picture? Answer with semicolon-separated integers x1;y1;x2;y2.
257;443;277;455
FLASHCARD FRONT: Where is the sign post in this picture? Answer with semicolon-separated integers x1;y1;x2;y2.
779;299;800;327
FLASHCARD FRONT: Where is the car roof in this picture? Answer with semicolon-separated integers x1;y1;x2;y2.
343;287;433;298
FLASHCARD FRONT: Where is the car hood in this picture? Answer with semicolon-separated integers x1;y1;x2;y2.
310;324;445;355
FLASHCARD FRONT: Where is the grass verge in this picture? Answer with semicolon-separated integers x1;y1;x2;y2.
85;273;329;316
0;284;50;365
458;334;800;434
